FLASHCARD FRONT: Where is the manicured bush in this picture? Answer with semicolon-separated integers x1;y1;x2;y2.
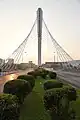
64;86;77;101
27;71;39;78
33;68;49;79
17;75;35;89
0;93;20;120
49;71;57;79
40;69;49;79
44;86;77;120
43;69;49;75
44;86;77;110
40;72;46;79
27;71;34;76
3;79;31;104
34;69;42;78
44;80;63;90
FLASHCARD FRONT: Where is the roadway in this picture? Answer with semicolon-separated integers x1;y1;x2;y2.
57;71;80;88
45;68;80;88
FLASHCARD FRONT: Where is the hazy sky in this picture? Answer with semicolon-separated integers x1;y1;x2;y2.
0;0;80;64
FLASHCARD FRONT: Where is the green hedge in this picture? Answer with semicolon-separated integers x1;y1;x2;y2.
27;71;36;78
0;94;20;120
44;86;77;120
49;71;57;79
44;86;77;110
44;80;63;90
28;68;49;79
27;71;39;78
3;79;31;104
40;72;47;79
64;86;77;101
34;69;42;78
40;69;49;79
17;75;35;89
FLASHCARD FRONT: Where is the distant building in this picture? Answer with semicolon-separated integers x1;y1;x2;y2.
17;61;37;70
42;62;63;69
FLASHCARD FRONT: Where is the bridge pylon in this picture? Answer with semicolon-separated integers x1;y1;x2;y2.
37;8;43;66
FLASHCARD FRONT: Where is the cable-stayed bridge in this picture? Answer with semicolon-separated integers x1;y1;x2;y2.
0;8;80;90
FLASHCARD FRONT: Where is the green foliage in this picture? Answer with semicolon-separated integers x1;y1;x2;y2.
34;69;43;78
31;68;49;79
44;86;77;120
40;72;47;79
40;69;49;79
3;79;31;104
27;71;39;78
64;86;77;101
44;86;77;110
49;71;57;79
0;93;20;120
44;80;63;90
27;71;36;78
17;75;35;89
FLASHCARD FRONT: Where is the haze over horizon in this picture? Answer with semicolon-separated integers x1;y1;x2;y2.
0;0;80;64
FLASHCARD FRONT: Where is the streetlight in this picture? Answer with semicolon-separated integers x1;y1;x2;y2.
24;52;27;63
57;55;58;62
22;52;27;63
22;53;23;63
54;52;55;62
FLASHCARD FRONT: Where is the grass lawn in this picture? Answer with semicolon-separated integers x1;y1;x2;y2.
19;79;51;120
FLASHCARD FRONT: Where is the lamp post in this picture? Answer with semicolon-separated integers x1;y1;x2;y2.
57;55;58;62
22;53;23;63
54;52;55;62
24;52;27;63
22;52;27;63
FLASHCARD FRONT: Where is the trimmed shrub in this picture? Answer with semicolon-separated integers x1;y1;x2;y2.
40;69;49;79
34;69;42;78
44;80;63;90
43;69;49;75
27;71;35;77
27;71;39;78
49;71;57;79
44;86;77;120
64;86;77;101
40;72;46;79
3;79;31;104
44;86;77;110
0;93;20;120
33;68;49;78
17;75;35;89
